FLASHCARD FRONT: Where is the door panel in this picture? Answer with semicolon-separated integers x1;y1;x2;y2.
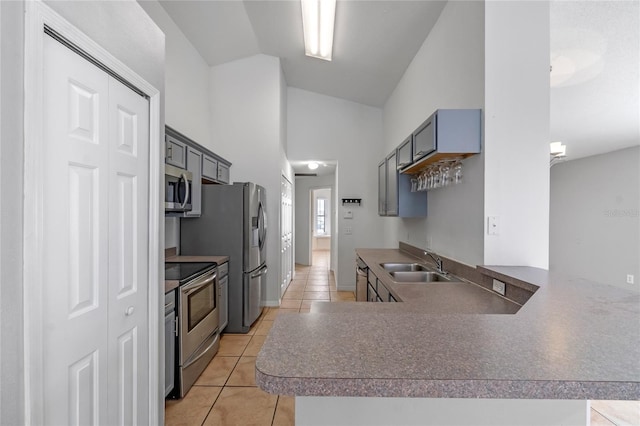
43;35;110;425
43;35;149;425
68;351;99;425
107;76;149;425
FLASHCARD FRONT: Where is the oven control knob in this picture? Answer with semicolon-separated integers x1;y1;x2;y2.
125;306;135;316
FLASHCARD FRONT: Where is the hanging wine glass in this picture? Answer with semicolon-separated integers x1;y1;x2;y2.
453;158;463;185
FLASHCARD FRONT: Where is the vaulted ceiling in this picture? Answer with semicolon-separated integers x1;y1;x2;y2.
158;0;639;162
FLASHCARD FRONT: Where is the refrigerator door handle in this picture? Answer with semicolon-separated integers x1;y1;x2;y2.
250;264;268;279
258;202;267;250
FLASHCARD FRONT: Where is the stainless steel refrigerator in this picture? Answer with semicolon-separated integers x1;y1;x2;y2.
181;182;267;333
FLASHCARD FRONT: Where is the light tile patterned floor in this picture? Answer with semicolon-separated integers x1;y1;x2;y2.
165;250;353;426
166;251;638;425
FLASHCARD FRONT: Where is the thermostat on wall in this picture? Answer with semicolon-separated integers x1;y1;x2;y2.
344;210;353;219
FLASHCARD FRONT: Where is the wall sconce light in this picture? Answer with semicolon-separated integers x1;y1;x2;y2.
301;0;336;61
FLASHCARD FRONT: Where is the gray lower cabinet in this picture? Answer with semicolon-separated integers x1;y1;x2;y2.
164;290;176;397
366;272;396;302
218;262;229;332
379;150;427;217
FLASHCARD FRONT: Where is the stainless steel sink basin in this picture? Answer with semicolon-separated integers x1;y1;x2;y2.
389;271;453;283
379;263;430;272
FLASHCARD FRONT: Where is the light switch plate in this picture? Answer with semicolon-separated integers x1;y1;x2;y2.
344;210;353;219
492;279;506;296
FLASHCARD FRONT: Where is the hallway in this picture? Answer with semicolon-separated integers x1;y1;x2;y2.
165;250;353;425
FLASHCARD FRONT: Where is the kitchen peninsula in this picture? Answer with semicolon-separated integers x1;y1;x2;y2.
256;244;640;425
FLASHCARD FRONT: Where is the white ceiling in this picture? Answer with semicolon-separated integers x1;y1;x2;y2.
158;0;639;166
550;0;639;161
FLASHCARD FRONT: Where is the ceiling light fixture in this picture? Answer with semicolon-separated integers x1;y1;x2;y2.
308;162;319;170
550;141;566;157
550;141;567;166
301;0;336;61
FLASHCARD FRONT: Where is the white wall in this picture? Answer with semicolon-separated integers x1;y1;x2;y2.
138;1;211;146
382;1;485;266
550;147;640;291
210;54;290;305
1;2;165;424
138;1;214;251
288;88;385;289
295;175;335;266
0;3;22;423
484;1;550;268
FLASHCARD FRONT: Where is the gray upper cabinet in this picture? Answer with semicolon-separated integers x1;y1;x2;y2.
165;126;232;217
165;135;187;169
202;154;218;182
378;160;386;216
201;150;231;185
385;151;398;216
217;163;230;184
407;109;482;172
379;150;427;217
413;114;436;162
396;136;413;170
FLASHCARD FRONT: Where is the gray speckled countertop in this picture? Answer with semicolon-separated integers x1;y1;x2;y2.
256;248;640;400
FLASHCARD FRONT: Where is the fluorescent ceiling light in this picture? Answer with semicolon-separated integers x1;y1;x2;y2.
308;162;319;170
301;0;336;61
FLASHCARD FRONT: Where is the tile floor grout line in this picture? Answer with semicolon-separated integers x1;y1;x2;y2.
271;395;281;426
591;408;617;426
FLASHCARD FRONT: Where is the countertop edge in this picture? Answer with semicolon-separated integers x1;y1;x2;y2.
256;367;640;400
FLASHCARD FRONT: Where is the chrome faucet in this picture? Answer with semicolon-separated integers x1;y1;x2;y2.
424;251;446;274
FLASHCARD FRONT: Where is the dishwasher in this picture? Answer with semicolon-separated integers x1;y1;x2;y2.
356;257;368;301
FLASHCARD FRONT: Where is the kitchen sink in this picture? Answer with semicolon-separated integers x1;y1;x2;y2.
379;263;430;272
389;271;453;283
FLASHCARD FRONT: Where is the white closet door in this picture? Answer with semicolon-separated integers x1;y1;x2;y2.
42;35;150;425
106;76;149;425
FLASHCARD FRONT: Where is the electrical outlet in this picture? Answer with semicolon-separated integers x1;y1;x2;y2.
627;274;635;284
492;279;506;296
345;226;352;235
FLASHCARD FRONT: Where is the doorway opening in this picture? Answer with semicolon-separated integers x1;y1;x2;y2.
310;187;332;267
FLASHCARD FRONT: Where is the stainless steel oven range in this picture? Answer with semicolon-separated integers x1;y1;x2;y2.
165;262;219;398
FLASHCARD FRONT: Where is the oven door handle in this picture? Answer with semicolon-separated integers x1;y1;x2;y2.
182;274;216;296
182;332;219;369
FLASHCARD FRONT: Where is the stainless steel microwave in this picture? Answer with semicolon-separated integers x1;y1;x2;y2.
165;164;193;212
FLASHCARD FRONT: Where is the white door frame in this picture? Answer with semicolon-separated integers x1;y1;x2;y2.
23;2;161;424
